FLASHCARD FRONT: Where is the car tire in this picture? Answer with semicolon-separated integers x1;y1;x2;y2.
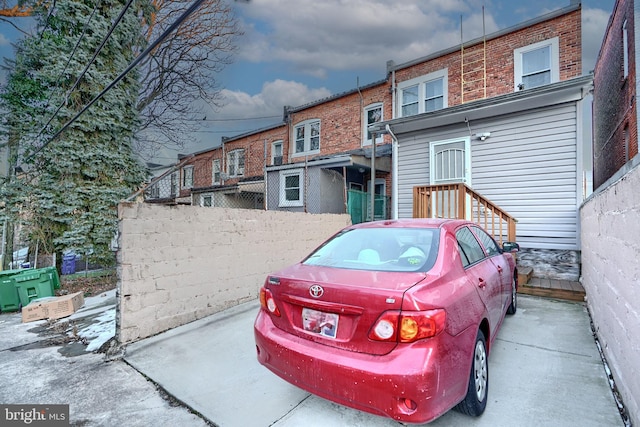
455;330;488;417
507;275;517;315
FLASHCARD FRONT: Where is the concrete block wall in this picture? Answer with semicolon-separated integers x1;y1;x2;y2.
580;163;640;426
116;202;351;344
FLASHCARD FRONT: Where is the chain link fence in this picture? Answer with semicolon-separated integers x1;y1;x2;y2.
137;160;390;221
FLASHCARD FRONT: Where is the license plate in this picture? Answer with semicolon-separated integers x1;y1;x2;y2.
302;307;339;339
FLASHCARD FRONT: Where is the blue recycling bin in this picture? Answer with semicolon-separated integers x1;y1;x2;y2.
61;254;76;275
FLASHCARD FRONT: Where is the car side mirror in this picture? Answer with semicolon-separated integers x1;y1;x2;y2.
502;242;520;253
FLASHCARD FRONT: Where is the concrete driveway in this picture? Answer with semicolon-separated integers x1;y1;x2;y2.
124;295;623;427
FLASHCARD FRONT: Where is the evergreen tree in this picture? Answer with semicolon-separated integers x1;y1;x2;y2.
1;0;151;267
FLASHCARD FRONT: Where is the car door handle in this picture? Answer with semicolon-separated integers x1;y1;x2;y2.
478;278;487;289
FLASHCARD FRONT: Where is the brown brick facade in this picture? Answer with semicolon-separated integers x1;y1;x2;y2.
593;0;638;189
176;6;582;205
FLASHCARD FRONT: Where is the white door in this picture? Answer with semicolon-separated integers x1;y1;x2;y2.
429;137;471;218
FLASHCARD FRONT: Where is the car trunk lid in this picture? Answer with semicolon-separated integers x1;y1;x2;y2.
264;264;427;355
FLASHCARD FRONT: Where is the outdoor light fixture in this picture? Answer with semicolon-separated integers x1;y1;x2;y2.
474;132;491;141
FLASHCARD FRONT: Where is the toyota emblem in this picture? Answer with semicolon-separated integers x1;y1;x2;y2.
309;284;324;298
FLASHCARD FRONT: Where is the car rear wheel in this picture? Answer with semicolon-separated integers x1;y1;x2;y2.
507;275;517;315
455;330;488;417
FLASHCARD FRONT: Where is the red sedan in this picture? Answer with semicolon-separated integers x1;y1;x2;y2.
254;219;519;424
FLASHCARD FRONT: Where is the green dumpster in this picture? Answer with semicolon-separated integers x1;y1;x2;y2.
38;266;61;290
0;269;23;312
13;268;58;308
0;276;21;312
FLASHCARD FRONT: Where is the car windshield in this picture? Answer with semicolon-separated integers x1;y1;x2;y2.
303;227;439;272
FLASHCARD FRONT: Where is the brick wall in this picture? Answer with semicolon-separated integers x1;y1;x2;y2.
580;164;640;427
116;202;351;343
395;9;582;105
593;0;638;190
287;83;392;160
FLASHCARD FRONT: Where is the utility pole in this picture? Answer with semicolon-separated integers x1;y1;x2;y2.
370;132;376;222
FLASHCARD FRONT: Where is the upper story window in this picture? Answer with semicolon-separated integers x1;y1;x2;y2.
227;149;245;177
272;140;283;165
514;37;559;91
181;165;193;189
212;159;221;184
293;120;320;156
397;69;447;118
170;172;178;196
364;103;383;146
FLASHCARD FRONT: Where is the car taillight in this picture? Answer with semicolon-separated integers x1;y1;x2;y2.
259;287;281;317
369;309;446;343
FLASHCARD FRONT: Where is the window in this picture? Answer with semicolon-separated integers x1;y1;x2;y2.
364;103;383;145
202;195;212;207
272;141;283;165
623;20;629;78
471;226;500;257
397;69;447;117
279;169;304;207
293;120;320;156
182;166;193;189
227;149;245;177
514;38;559;91
456;227;486;268
212;159;221;184
170;172;178;196
147;182;159;199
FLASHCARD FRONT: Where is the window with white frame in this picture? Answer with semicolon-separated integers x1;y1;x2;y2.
202;194;212;207
364;103;383;145
514;37;559;91
397;69;447;117
212;159;221;184
182;165;193;188
227;149;245;177
279;169;304;207
293;120;320;156
272;140;283;165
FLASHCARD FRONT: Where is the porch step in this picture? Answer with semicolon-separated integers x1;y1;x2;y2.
517;266;533;285
518;277;586;303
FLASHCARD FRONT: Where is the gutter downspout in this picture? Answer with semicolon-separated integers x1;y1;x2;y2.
386;124;399;219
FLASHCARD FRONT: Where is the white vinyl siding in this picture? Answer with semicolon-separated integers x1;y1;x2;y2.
397;103;580;250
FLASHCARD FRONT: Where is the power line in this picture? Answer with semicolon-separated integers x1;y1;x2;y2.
188;115;281;122
25;0;209;162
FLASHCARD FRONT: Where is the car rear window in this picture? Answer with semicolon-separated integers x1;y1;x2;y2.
303;227;439;272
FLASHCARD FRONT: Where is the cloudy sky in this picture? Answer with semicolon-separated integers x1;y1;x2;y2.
0;0;617;164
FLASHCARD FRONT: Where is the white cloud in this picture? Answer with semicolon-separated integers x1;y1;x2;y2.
218;79;332;118
0;33;9;46
234;0;496;77
582;7;612;74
